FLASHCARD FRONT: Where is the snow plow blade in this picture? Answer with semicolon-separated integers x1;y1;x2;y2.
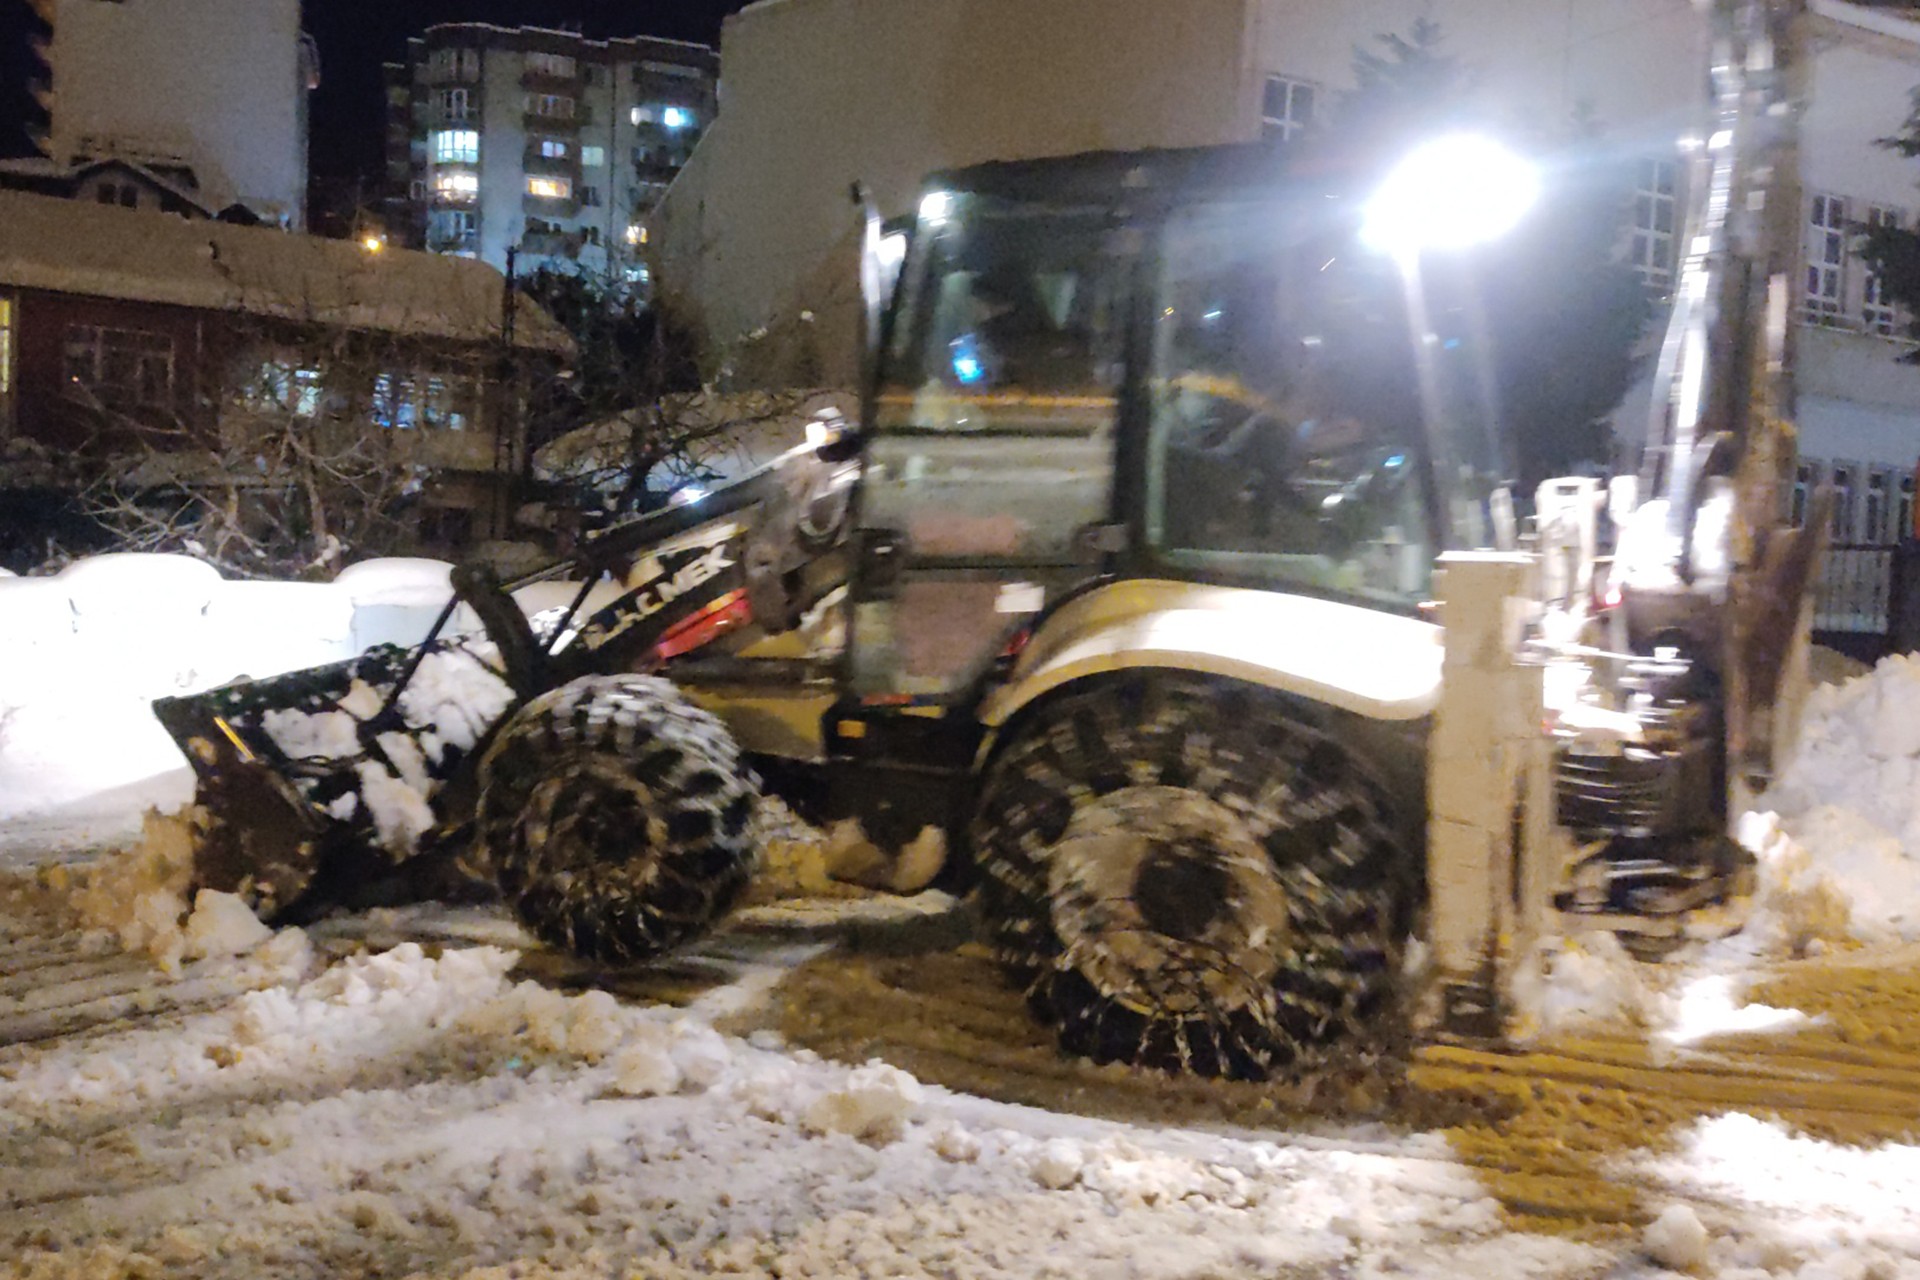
151;638;516;918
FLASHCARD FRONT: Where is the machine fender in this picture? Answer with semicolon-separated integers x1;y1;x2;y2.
977;579;1443;733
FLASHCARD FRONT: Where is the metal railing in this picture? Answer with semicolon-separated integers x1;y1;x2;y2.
1813;543;1896;635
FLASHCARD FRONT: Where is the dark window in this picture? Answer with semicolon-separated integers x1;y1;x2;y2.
63;325;176;412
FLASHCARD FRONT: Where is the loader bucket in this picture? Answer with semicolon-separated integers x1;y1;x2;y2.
151;636;517;917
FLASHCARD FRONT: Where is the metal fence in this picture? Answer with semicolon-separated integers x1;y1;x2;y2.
1814;544;1896;635
1812;542;1920;662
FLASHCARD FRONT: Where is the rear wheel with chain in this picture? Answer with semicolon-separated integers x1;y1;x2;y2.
971;674;1416;1080
475;674;761;965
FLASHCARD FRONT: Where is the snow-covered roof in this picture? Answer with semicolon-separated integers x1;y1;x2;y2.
0;190;573;354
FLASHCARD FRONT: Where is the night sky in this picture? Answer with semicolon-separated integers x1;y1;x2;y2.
0;0;754;177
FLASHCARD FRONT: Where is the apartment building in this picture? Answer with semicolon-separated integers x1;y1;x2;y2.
386;25;717;285
1;0;318;227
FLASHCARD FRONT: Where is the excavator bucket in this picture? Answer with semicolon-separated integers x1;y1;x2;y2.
151;637;517;917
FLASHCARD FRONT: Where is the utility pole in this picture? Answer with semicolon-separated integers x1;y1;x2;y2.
492;245;521;542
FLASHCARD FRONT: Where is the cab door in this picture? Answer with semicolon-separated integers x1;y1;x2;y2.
847;191;1137;707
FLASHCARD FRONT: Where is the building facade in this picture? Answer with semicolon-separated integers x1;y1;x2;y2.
9;0;318;227
386;25;718;285
0;190;571;547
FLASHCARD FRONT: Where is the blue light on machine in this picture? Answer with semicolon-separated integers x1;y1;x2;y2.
951;334;987;385
662;106;694;130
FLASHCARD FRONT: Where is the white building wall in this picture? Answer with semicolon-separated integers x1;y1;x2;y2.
654;0;1258;385
47;0;310;226
476;56;527;271
1249;1;1704;148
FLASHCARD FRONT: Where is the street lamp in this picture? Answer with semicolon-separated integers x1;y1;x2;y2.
1359;134;1539;257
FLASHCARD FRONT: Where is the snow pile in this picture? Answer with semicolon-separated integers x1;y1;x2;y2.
801;1060;924;1143
182;888;274;960
53;809;196;970
1758;653;1920;943
1643;1203;1711;1270
43;812;274;974
1519;658;1920;1041
1640;1113;1920;1274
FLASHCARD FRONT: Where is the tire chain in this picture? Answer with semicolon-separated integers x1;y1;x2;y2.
972;675;1411;1080
476;674;761;965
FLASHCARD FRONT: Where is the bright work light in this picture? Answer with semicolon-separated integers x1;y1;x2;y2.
1360;134;1539;255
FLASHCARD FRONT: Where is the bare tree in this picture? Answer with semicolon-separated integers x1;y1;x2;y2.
55;309;520;579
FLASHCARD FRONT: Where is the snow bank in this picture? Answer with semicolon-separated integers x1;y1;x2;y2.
1757;652;1920;942
0;553;499;852
1519;656;1920;1044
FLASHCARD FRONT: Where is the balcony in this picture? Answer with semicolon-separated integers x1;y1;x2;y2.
522;190;582;220
520;66;582;93
428;231;480;256
522;142;583;176
519;231;581;260
631;148;688;183
523;100;588;133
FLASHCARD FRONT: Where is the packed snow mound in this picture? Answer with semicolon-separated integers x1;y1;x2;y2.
53;809;196;972
1758;654;1920;943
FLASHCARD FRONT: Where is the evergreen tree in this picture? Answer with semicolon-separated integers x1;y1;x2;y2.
1857;88;1920;348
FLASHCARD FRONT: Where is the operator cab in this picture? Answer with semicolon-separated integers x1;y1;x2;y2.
851;148;1506;701
832;145;1522;847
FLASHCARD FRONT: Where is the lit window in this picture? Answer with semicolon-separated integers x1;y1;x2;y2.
629;103;695;129
527;94;575;120
624;223;646;246
1864;205;1904;337
431;129;479;164
1631;157;1679;290
1806;193;1848;324
538;138;569;159
1260;75;1315;144
433;171;478;200
526;176;572;199
372;373;417;430
254;363;321;417
0;296;13;409
581;145;605;167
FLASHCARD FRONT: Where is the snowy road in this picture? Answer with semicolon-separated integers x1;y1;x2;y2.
9;846;1920;1280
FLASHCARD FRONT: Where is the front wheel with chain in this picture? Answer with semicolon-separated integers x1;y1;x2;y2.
971;675;1416;1080
475;674;761;965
